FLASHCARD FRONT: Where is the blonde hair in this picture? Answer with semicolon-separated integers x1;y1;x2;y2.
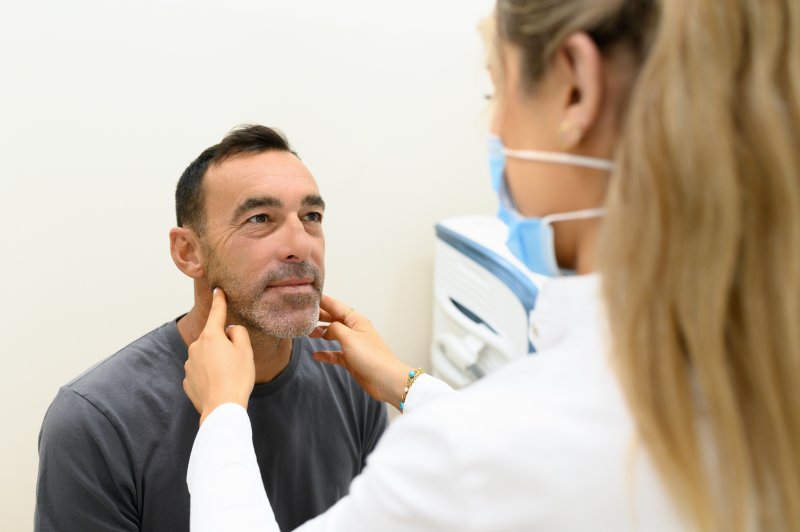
602;1;800;531
495;0;800;530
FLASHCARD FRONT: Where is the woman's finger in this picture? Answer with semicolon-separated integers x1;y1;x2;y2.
320;295;368;330
227;325;251;350
205;287;229;334
322;321;354;344
312;350;342;366
320;295;359;325
318;308;335;323
320;294;348;318
309;325;328;339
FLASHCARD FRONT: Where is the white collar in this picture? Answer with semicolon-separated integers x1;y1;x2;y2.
529;274;604;351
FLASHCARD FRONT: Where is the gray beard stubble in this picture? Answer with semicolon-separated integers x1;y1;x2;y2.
206;255;323;339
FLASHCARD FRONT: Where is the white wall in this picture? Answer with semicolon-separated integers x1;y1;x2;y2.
0;0;495;528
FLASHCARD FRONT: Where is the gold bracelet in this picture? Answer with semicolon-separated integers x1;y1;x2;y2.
399;368;424;412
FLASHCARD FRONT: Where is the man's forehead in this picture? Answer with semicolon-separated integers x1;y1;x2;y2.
208;150;314;181
204;150;318;196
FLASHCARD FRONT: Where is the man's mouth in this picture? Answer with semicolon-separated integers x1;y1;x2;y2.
266;278;316;292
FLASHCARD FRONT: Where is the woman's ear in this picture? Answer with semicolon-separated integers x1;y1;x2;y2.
556;32;604;149
169;227;206;279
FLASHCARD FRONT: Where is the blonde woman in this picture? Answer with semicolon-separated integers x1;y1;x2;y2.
183;0;800;530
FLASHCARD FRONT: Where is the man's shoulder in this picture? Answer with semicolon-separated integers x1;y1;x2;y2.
41;319;195;446
59;320;187;411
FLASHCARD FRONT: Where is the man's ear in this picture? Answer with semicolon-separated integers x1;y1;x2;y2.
169;227;206;279
556;32;604;148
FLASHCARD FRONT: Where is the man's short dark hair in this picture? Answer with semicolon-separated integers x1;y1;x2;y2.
175;124;298;234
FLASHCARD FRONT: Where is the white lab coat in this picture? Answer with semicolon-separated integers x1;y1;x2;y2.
187;274;686;531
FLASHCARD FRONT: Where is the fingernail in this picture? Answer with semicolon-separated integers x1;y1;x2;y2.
213;287;218;296
226;324;234;331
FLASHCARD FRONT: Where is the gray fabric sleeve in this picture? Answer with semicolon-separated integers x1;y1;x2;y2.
361;400;388;470
35;388;139;532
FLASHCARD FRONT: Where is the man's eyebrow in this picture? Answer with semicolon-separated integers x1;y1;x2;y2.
231;196;283;222
303;194;326;210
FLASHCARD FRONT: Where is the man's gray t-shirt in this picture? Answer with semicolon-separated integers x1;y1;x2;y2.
35;319;387;531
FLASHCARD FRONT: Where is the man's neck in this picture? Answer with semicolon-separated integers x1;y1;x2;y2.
177;307;293;384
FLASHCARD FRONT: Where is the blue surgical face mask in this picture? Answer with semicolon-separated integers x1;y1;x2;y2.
487;135;613;277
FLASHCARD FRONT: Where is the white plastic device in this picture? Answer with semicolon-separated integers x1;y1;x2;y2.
430;216;547;388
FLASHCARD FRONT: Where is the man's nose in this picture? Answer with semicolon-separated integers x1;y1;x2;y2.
276;217;311;262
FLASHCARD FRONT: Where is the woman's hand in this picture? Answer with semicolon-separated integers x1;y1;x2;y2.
311;295;413;410
183;288;255;425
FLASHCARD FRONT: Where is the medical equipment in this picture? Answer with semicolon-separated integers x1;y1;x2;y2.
430;215;547;388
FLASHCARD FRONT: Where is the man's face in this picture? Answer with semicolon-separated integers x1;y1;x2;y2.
200;150;325;338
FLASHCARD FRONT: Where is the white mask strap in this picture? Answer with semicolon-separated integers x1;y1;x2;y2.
503;148;615;172
542;207;607;225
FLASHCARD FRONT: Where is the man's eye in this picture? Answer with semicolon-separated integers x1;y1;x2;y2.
304;212;323;223
247;214;269;224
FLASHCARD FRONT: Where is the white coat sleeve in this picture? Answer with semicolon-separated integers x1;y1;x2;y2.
187;403;277;532
398;374;454;414
187;377;460;532
293;389;467;532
